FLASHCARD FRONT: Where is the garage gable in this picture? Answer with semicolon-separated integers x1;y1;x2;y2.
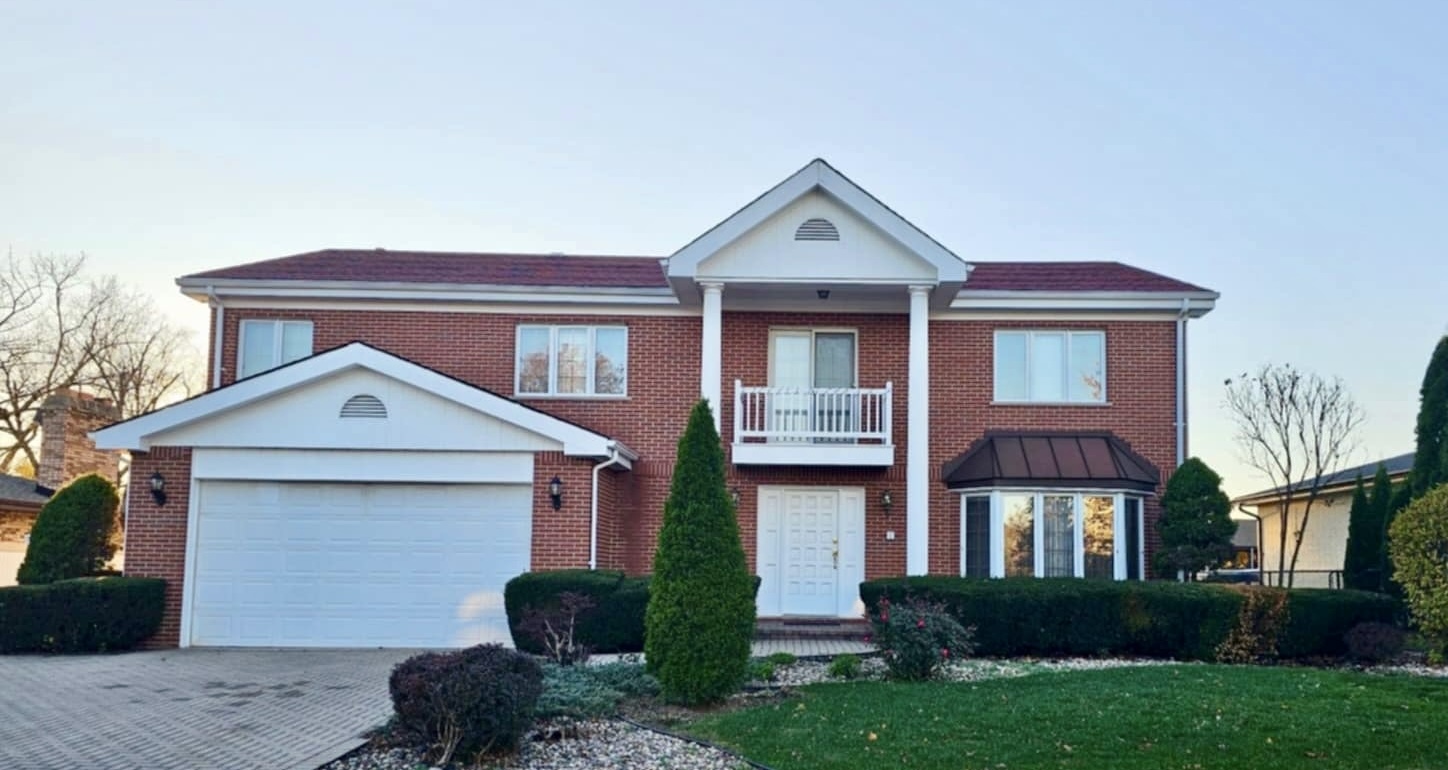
92;342;632;461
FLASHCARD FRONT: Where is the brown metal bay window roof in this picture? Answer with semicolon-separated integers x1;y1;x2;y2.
941;431;1160;492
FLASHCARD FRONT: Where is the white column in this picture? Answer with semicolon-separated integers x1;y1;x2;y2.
906;284;932;575
700;282;724;430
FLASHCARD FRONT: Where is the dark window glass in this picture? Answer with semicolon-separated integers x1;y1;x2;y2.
1124;497;1142;580
964;496;991;578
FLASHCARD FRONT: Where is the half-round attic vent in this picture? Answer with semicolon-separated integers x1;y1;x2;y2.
794;218;840;241
339;394;387;419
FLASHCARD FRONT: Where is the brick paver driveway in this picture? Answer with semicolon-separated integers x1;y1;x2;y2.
0;648;417;770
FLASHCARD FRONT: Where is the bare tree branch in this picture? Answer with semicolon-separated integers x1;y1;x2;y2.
1225;363;1364;587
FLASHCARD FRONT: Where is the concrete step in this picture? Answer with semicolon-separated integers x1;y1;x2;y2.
754;618;870;641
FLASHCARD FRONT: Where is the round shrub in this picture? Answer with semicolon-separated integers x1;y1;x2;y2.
1344;621;1407;664
388;644;542;765
1389;484;1448;650
871;595;975;681
17;474;120;585
827;653;862;680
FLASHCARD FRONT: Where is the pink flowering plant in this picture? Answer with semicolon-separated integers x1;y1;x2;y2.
869;595;975;681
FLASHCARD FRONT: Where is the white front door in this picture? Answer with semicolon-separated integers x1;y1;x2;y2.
756;486;866;617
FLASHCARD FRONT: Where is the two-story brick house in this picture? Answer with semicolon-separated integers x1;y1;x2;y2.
94;159;1216;649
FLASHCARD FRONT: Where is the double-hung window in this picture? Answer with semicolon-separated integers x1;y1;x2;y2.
994;330;1106;403
238;320;313;379
516;325;628;397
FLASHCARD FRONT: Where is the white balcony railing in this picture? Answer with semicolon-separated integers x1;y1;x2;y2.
733;380;893;444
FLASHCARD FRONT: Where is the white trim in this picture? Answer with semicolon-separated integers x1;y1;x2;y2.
190;448;535;483
201;296;701;316
1176;298;1188;466
701;282;723;428
207;287;224;390
953;293;1216;317
514;324;629;398
906;285;931;574
589;449;626;570
92;342;635;463
181;279;677;305
933;311;1191;322
179;476;200;649
731;442;893;466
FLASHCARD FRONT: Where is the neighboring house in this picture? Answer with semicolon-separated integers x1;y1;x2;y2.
1233;452;1413;588
0;390;124;586
92;159;1217;649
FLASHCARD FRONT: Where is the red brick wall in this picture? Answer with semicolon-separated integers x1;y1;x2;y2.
122;447;192;648
203;307;1179;582
928;320;1178;574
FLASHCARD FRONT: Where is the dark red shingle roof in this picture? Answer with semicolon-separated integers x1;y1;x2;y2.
965;261;1211;294
183;249;669;289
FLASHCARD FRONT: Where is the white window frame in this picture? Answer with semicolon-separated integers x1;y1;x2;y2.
993;330;1107;404
514;325;629;398
766;328;859;389
237;320;314;380
959;489;1146;581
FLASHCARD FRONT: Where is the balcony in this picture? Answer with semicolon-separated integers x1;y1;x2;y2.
731;380;894;466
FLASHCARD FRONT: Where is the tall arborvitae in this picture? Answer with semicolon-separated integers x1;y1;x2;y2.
1341;475;1375;590
1411;336;1448;497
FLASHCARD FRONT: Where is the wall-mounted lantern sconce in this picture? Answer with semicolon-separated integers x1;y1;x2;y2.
880;489;893;516
149;471;167;507
548;475;563;510
729;486;741;507
817;289;831;300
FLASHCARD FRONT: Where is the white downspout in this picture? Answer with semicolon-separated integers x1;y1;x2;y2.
207;286;225;390
589;446;625;570
1175;298;1189;467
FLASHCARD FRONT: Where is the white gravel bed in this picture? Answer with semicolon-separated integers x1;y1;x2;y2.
1368;662;1448;678
762;655;1178;687
323;719;750;770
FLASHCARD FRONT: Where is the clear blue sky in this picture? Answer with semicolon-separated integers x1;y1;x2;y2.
3;1;1445;495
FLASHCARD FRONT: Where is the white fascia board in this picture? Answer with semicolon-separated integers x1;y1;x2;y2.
951;292;1218;317
208;297;702;317
91;343;623;460
179;279;680;306
666;159;969;288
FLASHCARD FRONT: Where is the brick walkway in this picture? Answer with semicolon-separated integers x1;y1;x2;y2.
0;648;415;770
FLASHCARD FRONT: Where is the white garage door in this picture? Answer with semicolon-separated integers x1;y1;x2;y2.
190;481;531;648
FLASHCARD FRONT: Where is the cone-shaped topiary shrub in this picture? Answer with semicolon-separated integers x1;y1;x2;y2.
17;474;120;585
644;400;755;704
1153;457;1234;578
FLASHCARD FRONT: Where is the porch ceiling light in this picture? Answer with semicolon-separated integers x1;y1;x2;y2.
149;471;167;507
817;289;831;300
548;475;564;510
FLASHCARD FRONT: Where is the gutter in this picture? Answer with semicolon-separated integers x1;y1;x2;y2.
589;445;627;570
207;286;224;389
1175;297;1189;466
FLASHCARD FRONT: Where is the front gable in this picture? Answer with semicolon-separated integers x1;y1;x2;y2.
157;368;561;452
696;190;938;284
92;343;632;462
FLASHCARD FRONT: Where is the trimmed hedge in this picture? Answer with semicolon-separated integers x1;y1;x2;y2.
0;577;165;653
505;570;761;655
860;577;1399;661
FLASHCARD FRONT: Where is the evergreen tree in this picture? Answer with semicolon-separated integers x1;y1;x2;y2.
1152;457;1235;579
1341;475;1375;590
644;400;755;704
17;474;120;585
1411;336;1448;497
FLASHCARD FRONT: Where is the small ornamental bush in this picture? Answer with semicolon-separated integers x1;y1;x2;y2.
17;474;120;585
827;653;862;680
518;591;594;665
535;661;658;720
388;644;542;765
1344;622;1407;664
765;651;797;666
1389;484;1448;651
747;660;777;683
870;596;975;681
645;400;756;704
1215;587;1289;664
1153;457;1235;578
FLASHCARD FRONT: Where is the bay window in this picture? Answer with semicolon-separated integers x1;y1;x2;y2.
959;490;1145;580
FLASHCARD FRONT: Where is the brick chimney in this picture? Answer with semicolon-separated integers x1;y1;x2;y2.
36;389;123;493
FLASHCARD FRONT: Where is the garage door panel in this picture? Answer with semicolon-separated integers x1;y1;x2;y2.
191;481;532;648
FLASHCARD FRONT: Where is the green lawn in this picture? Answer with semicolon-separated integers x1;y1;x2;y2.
687;666;1448;770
